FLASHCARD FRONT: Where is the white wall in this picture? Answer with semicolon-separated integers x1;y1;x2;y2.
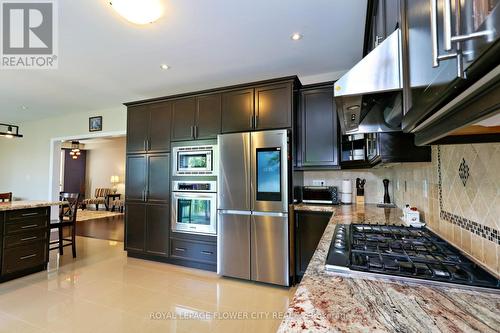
0;107;126;200
84;137;126;198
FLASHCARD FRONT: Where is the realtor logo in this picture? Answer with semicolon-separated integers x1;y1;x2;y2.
1;0;58;69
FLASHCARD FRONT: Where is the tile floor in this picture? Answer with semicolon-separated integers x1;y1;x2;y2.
0;237;295;333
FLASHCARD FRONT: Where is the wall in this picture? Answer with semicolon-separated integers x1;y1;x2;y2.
391;144;499;277
304;143;499;277
84;137;126;198
0;107;126;201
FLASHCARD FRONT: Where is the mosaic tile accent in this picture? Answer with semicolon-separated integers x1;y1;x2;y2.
437;146;500;245
458;158;470;186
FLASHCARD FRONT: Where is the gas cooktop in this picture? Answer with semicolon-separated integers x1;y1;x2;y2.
326;224;499;290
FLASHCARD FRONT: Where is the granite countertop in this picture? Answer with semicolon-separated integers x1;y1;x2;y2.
0;200;63;212
279;204;500;333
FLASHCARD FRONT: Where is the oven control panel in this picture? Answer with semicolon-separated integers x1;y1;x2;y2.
172;181;216;193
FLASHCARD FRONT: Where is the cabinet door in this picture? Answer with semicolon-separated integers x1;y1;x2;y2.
171;97;196;141
149;101;172;153
125;155;147;202
127;105;149;154
125;203;146;252
195;93;221;139
295;212;330;278
300;87;339;167
221;88;254;133
255;83;292;130
146;204;169;256
147;153;170;204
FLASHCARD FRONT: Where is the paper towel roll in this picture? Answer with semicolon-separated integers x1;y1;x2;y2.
341;179;352;204
341;179;352;194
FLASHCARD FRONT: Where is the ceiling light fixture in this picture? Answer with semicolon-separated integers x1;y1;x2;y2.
109;0;164;25
160;64;170;70
69;141;82;160
0;123;23;138
290;33;303;41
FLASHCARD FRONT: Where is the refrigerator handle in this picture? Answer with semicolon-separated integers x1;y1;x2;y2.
218;210;252;216
252;211;288;217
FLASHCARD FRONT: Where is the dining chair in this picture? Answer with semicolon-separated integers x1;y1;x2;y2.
0;192;12;202
49;192;81;258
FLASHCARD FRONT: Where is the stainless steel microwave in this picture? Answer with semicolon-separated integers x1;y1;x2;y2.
172;144;218;176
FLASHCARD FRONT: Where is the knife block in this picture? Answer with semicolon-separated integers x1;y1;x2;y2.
356;195;365;205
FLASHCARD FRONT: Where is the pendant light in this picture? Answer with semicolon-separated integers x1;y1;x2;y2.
0;123;23;138
69;141;82;160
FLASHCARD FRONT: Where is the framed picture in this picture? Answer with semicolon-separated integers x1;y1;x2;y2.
89;116;102;132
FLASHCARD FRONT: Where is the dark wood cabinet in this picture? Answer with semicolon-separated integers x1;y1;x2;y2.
171;97;196;141
364;0;401;55
127;102;171;154
221;88;254;133
1;207;50;282
149;102;172;153
147;153;170;204
125;155;147;202
125;203;146;252
196;93;221;139
170;237;217;264
297;85;340;169
295;211;330;279
146;204;170;256
255;83;292;130
127;105;149;154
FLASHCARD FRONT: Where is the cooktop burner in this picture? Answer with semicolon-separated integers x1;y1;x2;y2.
326;224;499;290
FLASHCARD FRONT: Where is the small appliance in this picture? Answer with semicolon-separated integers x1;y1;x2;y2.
297;186;340;205
172;143;218;176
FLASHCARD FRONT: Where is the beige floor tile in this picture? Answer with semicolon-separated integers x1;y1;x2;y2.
0;236;294;333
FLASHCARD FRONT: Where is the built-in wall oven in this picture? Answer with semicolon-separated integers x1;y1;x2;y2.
172;144;218;176
171;181;217;236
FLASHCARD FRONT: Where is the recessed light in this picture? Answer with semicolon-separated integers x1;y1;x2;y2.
21;105;28;110
290;33;303;41
160;64;170;70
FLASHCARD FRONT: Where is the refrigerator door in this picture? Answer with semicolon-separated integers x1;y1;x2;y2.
218;210;251;279
218;132;251;211
251;212;289;286
251;130;289;213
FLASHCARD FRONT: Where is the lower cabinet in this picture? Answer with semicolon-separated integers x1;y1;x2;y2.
295;211;330;280
1;207;50;281
125;203;169;256
170;238;217;265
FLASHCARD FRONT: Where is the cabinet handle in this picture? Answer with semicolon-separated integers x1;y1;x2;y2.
144;140;147;151
254;115;258;129
194;126;198;138
147;139;151;151
250;115;254;129
175;247;186;252
20;254;37;260
21;212;39;217
201;250;213;255
21;224;38;229
21;236;37;241
375;35;383;47
190;126;194;139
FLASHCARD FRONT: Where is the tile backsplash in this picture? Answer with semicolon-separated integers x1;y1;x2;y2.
302;143;500;276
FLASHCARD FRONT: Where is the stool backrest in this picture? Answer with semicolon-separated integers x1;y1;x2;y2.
59;192;81;223
0;192;12;202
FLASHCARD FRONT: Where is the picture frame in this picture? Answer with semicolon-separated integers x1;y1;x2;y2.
89;116;102;132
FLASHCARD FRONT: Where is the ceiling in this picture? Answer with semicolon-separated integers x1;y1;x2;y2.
0;0;367;123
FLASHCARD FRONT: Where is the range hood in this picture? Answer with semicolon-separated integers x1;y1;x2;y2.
334;29;403;135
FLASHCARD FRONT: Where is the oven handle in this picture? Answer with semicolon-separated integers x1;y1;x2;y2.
172;192;217;199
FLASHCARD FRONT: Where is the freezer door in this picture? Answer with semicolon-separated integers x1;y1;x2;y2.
218;132;251;211
251;212;289;286
218;210;251;280
251;130;289;213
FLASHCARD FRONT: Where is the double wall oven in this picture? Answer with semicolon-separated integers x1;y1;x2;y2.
171;141;218;236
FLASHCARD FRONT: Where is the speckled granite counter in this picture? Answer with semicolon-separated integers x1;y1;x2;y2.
0;200;62;211
279;204;500;333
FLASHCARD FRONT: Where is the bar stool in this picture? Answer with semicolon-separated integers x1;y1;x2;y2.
49;193;81;258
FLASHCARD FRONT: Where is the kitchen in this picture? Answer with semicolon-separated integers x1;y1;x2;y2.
0;0;499;332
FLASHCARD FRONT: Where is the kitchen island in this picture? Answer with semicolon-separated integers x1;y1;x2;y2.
279;204;500;333
0;201;61;282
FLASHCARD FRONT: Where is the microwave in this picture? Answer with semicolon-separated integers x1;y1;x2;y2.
172;144;218;176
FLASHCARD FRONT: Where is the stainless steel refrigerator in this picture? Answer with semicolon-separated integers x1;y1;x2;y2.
217;129;289;286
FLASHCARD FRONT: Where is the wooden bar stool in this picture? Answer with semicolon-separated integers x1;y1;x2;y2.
49;193;81;258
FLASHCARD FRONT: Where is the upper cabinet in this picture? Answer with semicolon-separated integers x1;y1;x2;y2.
221;88;255;133
296;85;340;169
171;94;222;141
221;81;294;133
365;0;401;55
127;102;172;154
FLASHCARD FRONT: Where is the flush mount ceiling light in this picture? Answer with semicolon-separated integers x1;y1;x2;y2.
109;0;164;25
290;33;303;41
160;64;170;70
0;123;23;138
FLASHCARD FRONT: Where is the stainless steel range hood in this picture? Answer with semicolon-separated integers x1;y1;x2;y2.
334;29;403;135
